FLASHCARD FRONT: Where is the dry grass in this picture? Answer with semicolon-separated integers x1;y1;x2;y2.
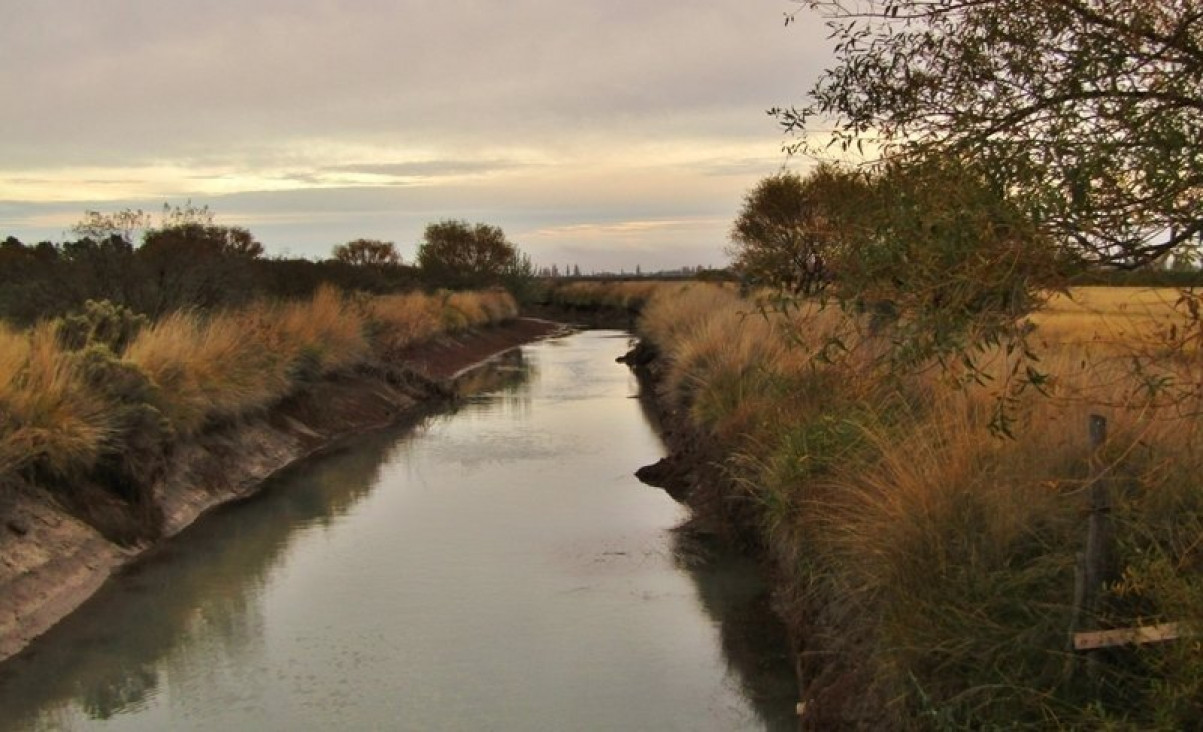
1032;286;1183;348
1;286;518;486
0;323;114;478
637;284;1203;726
367;292;445;359
548;280;696;312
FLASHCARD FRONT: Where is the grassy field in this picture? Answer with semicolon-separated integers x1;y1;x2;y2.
622;282;1203;728
1033;286;1187;347
0;287;517;525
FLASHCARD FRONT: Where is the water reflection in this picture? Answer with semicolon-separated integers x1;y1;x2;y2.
0;332;797;731
672;530;800;731
0;414;427;730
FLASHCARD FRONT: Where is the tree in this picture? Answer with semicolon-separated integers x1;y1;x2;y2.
71;209;152;245
416;220;521;289
332;238;401;267
729;165;869;294
138;218;264;315
779;0;1203;269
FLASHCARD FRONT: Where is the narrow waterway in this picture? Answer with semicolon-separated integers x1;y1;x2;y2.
0;331;797;731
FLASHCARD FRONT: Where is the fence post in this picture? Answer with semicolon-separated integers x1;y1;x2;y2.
1070;414;1113;680
1084;415;1114;612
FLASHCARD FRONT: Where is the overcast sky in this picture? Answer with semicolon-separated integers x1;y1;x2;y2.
0;1;832;272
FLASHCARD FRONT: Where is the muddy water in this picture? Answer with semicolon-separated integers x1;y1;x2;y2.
0;331;797;731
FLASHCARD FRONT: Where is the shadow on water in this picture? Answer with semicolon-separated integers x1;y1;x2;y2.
671;530;800;731
0;352;535;731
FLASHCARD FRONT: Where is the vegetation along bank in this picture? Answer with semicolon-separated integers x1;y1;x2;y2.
596;280;1203;729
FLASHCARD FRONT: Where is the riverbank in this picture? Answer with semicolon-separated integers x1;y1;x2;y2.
621;282;1203;729
0;317;564;664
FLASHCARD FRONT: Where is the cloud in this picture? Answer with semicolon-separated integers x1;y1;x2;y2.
529;217;727;240
0;0;836;268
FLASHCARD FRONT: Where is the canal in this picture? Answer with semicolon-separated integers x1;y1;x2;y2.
0;330;796;730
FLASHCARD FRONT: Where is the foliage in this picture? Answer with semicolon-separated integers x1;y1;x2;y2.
728;164;869;294
71;209;152;244
779;0;1203;269
0;209;421;325
734;157;1065;430
332;238;401;267
54;300;149;353
416;219;524;291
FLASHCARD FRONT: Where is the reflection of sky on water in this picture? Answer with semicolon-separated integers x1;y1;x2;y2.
0;330;796;731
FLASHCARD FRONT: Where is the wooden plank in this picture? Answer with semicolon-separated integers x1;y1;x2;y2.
1073;622;1187;651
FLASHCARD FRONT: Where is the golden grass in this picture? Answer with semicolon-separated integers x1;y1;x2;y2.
549;280;696;311
0;323;114;477
367;292;445;358
636;283;1203;725
126;310;288;436
1031;286;1184;348
1;286;519;484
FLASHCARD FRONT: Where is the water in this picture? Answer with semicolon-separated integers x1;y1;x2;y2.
0;331;797;731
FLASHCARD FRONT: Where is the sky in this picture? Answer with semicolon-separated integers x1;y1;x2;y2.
0;1;833;272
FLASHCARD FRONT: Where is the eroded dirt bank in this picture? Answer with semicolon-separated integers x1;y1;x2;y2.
0;318;564;664
624;338;865;730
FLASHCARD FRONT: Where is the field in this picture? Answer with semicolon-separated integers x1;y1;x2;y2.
1033;286;1188;347
625;282;1203;728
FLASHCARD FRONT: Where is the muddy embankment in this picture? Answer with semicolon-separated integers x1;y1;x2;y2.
0;318;564;665
622;338;851;730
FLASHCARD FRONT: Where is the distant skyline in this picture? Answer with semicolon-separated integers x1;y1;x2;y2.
1;1;833;272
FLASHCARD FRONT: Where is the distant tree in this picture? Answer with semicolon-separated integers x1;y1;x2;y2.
728;165;868;295
332;238;401;267
572;264;581;278
137;216;264;315
416;220;521;290
142;223;263;259
71;208;152;245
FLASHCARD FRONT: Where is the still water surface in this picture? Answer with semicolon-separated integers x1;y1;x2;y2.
0;331;796;730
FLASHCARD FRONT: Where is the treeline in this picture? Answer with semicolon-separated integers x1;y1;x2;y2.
0;208;534;325
0;234;420;324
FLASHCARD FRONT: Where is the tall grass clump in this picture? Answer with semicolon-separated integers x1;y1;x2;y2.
440;290;518;333
365;292;446;359
125;310;288;437
265;284;370;381
0;323;114;479
636;284;1203;727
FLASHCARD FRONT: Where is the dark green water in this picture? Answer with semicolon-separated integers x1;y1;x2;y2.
0;331;797;731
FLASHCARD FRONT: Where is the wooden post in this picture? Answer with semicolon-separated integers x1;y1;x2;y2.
1069;414;1113;683
1083;414;1113;619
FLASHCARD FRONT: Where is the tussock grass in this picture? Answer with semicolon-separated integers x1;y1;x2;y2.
126;310;287;436
0;323;114;478
1;286;518;496
366;292;445;359
636;283;1203;727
